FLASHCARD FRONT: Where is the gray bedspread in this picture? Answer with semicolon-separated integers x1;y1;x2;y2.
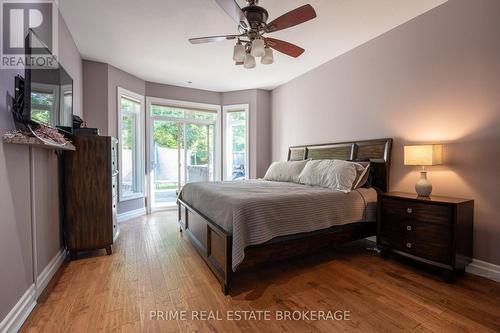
179;179;377;271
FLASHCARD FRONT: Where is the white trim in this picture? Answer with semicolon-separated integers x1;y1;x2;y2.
36;249;66;298
117;87;146;202
117;207;147;223
466;259;500;282
222;104;250;181
147;97;221;113
29;147;38;293
0;285;36;333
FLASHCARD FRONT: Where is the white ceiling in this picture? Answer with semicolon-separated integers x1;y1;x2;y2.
59;0;446;92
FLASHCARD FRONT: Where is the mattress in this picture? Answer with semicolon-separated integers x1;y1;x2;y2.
179;179;377;271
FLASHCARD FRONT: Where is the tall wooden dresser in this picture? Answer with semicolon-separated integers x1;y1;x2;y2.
63;135;119;258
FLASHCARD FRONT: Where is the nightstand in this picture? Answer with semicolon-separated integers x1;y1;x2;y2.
377;191;474;281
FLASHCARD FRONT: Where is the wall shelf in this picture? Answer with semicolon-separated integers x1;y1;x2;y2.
2;134;76;151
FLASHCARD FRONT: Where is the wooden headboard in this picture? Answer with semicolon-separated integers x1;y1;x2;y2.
287;138;393;192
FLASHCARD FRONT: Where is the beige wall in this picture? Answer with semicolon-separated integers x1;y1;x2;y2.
271;0;500;265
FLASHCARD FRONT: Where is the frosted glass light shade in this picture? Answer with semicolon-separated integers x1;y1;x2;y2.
251;39;265;57
233;43;245;62
404;145;443;166
243;53;256;69
261;47;274;64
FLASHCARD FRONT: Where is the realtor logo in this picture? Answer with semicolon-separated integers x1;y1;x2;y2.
1;0;58;69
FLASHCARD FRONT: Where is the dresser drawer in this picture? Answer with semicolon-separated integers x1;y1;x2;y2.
381;198;452;226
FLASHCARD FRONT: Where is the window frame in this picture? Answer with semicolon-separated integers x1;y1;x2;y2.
117;87;145;202
223;104;250;181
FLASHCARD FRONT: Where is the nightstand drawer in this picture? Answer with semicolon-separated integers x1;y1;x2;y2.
381;198;452;226
378;192;474;278
407;222;451;263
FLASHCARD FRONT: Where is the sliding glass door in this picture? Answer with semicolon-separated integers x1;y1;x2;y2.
151;119;183;208
148;101;219;210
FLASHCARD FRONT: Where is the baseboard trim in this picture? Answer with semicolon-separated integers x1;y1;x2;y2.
0;284;36;333
36;249;66;298
466;259;500;283
117;207;146;223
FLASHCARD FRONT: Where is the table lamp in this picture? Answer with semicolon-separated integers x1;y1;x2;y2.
404;145;443;197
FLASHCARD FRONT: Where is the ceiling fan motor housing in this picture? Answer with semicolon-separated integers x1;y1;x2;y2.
242;5;269;30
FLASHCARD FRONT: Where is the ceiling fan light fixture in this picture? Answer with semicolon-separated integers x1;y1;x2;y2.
243;53;256;69
250;38;265;57
232;42;245;62
261;46;274;64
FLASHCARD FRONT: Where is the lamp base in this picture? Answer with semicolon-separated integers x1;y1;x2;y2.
415;170;432;197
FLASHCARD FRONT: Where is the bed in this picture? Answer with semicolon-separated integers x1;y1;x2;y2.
177;138;393;294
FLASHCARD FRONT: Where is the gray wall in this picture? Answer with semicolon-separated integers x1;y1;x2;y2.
82;61;108;134
0;15;82;322
271;0;500;265
146;82;222;106
0;68;33;320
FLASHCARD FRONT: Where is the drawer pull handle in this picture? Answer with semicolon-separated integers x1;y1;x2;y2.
406;225;412;231
406;242;412;249
407;208;413;214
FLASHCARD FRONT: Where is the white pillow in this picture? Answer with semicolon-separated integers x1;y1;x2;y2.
298;160;366;193
263;160;309;183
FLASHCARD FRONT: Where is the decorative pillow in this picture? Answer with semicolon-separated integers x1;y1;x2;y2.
263;160;309;183
353;162;371;189
298;160;367;193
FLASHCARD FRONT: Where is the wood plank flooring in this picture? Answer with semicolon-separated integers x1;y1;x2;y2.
21;211;500;332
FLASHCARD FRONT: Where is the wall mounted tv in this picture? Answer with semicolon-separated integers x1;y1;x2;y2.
20;30;73;132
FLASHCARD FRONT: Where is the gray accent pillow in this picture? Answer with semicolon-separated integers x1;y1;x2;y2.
353;162;371;189
263;160;309;183
298;160;366;193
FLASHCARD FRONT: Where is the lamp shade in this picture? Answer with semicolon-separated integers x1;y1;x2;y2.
404;145;443;166
243;53;256;69
233;43;245;62
261;47;274;64
251;38;265;57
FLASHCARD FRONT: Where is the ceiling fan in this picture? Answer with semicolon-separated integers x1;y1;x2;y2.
189;0;317;69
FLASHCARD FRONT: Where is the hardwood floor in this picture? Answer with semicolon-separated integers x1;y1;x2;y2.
21;211;500;332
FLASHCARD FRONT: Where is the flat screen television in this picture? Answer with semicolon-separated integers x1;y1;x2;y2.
21;30;73;132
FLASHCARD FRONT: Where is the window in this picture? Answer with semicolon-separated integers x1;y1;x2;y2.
118;87;145;201
223;104;249;181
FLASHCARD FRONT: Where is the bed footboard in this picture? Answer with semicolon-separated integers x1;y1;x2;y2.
178;199;232;294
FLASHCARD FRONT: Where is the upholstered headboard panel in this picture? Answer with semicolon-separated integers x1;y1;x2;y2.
287;138;393;192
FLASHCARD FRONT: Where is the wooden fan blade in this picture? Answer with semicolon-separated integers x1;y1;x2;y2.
189;35;239;44
265;4;316;33
235;62;244;65
265;38;305;58
215;0;249;29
